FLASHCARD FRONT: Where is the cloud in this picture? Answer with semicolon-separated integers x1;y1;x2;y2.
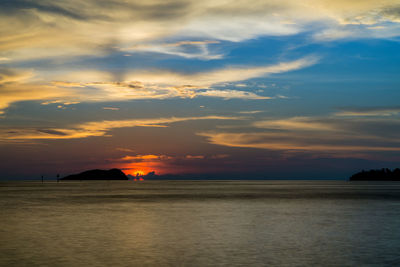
0;76;75;114
52;81;86;87
37;129;67;136
197;90;271;100
185;155;204;159
198;115;400;156
0;0;190;61
0;115;242;141
238;110;263;114
166;40;220;47
0;57;316;114
2;0;400;62
103;107;120;111
199;131;400;153
253;117;336;131
84;56;315;100
119;153;227;162
41;100;79;106
120;154;171;161
0;68;33;85
383;7;400;23
123;40;223;60
178;12;300;42
116;147;135;153
183;56;319;86
335;107;400;117
313;24;400;41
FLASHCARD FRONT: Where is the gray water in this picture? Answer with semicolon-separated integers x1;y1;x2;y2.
1;181;400;266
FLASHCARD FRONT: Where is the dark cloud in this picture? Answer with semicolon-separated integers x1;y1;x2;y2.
383;6;400;19
37;129;67;136
0;0;89;20
205;2;283;16
0;0;190;22
0;68;18;84
0;68;31;86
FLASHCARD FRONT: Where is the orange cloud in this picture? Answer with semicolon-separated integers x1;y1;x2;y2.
121;154;172;161
0;57;318;115
199;132;400;152
198;115;400;157
0;115;242;141
185;155;205;159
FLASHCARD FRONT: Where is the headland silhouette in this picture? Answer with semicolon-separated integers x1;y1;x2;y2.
349;168;400;181
61;169;128;180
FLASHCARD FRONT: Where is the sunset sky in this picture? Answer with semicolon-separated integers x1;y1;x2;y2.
1;0;400;179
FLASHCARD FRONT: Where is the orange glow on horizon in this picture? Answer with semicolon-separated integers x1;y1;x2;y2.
133;170;146;176
118;154;202;177
120;159;166;177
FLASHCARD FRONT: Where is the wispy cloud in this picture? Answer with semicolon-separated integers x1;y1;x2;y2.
120;154;172;161
0;57;316;114
238;110;263;114
199;131;400;153
198;114;400;157
0;115;243;141
118;153;224;162
197;90;271;100
41;100;79;106
123;40;223;60
185;155;204;159
166;40;220;47
116;147;135;153
0;69;75;114
0;68;33;84
335;107;400;117
253;117;336;131
103;107;120;111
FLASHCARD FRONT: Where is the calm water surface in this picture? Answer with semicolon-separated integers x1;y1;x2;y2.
1;180;400;266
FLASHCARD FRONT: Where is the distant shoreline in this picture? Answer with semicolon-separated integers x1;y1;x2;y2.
349;168;400;181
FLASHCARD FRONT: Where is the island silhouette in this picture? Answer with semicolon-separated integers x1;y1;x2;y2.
349;168;400;181
61;169;128;180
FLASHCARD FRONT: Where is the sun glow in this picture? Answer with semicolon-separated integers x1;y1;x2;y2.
133;170;145;176
126;166;157;177
121;158;168;177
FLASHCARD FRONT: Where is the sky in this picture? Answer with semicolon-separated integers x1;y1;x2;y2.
1;0;400;180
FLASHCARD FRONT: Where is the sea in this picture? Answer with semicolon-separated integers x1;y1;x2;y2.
1;180;400;266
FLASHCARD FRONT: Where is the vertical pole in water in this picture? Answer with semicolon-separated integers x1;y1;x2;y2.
41;175;44;183
57;174;60;183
